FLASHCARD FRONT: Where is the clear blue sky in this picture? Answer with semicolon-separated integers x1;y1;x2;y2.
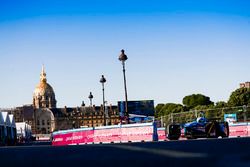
0;0;250;108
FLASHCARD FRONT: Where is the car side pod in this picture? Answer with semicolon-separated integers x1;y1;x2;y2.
166;124;181;140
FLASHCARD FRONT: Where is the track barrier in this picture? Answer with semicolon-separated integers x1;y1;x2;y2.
52;122;158;146
52;122;250;146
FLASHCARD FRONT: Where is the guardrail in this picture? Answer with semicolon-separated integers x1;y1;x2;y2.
52;122;158;146
229;122;250;137
52;122;250;146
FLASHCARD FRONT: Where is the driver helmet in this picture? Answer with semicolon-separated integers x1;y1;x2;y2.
196;117;206;123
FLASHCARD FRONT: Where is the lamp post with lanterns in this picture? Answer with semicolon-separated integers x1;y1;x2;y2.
88;92;94;127
100;75;107;126
119;49;129;124
88;92;93;106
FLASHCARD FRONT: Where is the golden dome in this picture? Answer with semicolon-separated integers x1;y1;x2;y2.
33;65;56;108
34;81;55;97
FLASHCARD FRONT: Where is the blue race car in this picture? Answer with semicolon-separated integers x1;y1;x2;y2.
167;117;229;140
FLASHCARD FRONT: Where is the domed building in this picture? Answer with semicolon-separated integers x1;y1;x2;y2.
8;65;120;136
33;66;57;109
32;66;56;134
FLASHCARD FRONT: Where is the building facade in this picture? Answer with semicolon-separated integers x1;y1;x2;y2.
33;65;57;109
8;66;120;135
240;82;250;89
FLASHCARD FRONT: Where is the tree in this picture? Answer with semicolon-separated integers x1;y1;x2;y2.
228;88;250;106
164;103;184;114
215;101;227;108
155;103;185;117
155;103;164;117
194;104;214;110
182;94;214;109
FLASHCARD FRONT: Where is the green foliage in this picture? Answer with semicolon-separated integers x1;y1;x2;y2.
155;88;250;124
155;103;164;112
215;101;227;108
155;103;164;117
205;110;218;119
155;103;185;117
193;104;214;110
182;94;214;109
228;88;250;106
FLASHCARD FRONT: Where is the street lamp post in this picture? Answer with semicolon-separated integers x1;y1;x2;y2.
88;92;93;106
119;49;129;124
88;92;94;127
100;75;107;126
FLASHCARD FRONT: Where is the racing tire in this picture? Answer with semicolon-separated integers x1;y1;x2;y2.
186;131;196;140
186;136;196;140
167;124;181;140
168;136;180;140
206;122;218;138
222;122;229;138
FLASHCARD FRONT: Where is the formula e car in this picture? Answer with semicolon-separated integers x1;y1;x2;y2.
167;117;229;140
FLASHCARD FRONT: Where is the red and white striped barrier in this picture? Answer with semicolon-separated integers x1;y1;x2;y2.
52;122;250;146
229;123;250;137
52;123;157;146
157;128;166;141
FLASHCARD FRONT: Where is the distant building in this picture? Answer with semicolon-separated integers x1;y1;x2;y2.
33;65;57;109
7;66;120;135
240;82;250;88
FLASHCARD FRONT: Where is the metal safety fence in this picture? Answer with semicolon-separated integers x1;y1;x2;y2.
155;105;250;128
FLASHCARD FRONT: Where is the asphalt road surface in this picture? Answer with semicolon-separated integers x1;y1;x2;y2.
1;137;250;167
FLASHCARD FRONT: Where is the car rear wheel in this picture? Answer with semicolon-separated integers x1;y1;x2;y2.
186;136;196;140
206;122;218;138
167;124;181;140
222;122;229;138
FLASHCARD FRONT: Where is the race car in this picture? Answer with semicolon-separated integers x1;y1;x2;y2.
167;117;229;140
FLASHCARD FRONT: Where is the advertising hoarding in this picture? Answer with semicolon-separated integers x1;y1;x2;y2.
224;113;237;124
52;123;156;146
118;100;155;116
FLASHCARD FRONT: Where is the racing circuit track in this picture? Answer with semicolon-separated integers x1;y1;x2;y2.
0;137;250;167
